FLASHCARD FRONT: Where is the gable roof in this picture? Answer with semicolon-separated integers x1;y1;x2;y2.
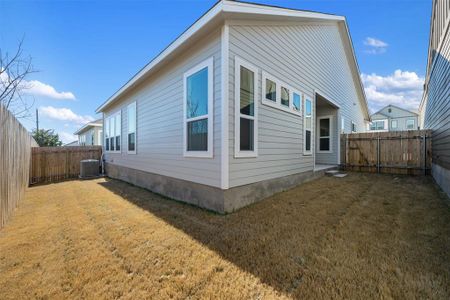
74;118;103;135
96;0;369;119
371;104;419;118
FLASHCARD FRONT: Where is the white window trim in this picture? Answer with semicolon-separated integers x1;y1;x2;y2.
105;110;121;153
183;57;214;158
351;121;357;133
261;71;302;116
303;96;313;155
406;118;415;129
234;56;258;158
317;115;333;153
127;101;137;154
391;119;398;129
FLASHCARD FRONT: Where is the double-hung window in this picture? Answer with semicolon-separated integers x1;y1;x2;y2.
406;119;415;130
127;102;137;154
391;119;398;129
105;111;121;153
304;97;312;155
351;121;357;133
183;57;213;157
235;57;258;157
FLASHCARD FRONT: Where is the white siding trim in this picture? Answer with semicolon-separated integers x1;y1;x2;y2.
234;56;259;158
221;23;229;189
183;57;214;158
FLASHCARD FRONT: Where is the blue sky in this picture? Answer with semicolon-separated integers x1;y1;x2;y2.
1;0;431;143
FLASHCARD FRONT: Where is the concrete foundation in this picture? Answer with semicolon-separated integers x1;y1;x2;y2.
432;163;450;199
105;163;331;213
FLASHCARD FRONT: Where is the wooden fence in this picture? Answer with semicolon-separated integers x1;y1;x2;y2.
340;130;432;175
30;146;102;184
0;105;37;228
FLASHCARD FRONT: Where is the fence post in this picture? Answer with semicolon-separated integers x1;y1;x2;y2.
423;134;427;175
377;136;380;173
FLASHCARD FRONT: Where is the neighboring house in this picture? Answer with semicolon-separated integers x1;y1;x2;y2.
64;141;79;147
419;0;450;197
74;119;103;146
368;105;419;132
96;0;370;213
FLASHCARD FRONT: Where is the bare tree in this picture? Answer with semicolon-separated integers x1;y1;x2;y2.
0;38;36;118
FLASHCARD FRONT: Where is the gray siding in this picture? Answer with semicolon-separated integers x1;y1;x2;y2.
228;22;367;188
423;24;450;170
103;29;222;188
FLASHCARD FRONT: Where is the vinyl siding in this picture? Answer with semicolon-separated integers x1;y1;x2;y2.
423;22;450;169
228;22;367;187
103;29;222;188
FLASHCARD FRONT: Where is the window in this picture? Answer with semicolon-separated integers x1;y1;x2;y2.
235;57;258;157
406;119;415;129
341;116;345;133
304;97;312;155
79;135;86;146
105;119;110;151
261;72;300;115
370;120;386;130
281;86;289;107
293;92;301;112
127;102;137;154
183;57;213;157
318;116;332;152
265;78;276;102
391;119;398;129
351;121;357;133
105;111;121;153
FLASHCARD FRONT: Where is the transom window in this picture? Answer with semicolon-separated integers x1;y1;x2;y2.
304;97;312;155
127;102;137;154
235;57;258;157
318;116;332;152
261;72;301;115
183;57;213;157
105;111;121;153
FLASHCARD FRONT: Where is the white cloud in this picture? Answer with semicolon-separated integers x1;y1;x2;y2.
59;132;78;144
0;69;75;100
39;106;94;125
23;80;75;100
361;70;424;113
363;37;388;54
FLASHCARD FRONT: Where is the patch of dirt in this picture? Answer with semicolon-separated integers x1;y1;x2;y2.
0;173;449;299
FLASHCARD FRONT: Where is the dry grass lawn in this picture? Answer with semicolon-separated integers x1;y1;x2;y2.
0;173;449;299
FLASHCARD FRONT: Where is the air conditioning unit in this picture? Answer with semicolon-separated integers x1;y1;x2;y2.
80;159;100;178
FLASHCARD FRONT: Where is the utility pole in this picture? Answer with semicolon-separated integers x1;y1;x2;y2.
36;108;39;131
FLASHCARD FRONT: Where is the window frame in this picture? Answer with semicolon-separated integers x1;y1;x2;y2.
105;110;121;153
261;71;301;116
317;115;333;153
303;96;313;155
406;118;415;130
127;101;137;154
182;57;214;158
351;121;357;133
370;119;387;131
234;56;259;158
391;119;398;129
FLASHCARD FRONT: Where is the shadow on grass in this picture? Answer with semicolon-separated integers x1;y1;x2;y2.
97;177;322;296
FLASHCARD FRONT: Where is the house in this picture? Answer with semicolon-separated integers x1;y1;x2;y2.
368;105;419;132
64;140;79;147
419;0;450;197
74;119;103;146
96;0;370;213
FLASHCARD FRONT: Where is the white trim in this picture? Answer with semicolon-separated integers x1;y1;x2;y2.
183;57;214;158
317;115;333;153
261;71;302;116
234;56;259;158
221;23;229;189
105;110;122;153
303;95;313;156
126;101;137;155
